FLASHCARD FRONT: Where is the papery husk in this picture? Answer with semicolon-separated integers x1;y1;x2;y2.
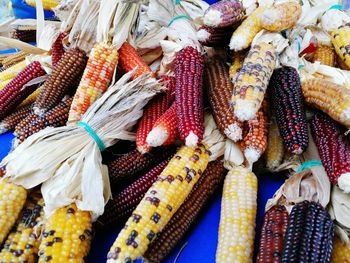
179;0;209;20
321;9;350;32
37;24;60;51
0;37;47;54
1;70;163;220
56;0;83;33
252;30;289;54
0;17;14;38
96;0;118;43
203;113;225;162
298;1;337;27
224;139;244;170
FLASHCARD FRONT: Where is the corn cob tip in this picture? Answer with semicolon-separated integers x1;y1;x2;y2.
234;100;256;121
337;173;350;193
267;160;280;170
229;36;248;52
244;147;261;163
197;29;211;42
146;127;168;147
137;146;150;155
185;131;199;148
224;122;242;142
0;123;7;135
203;10;222;28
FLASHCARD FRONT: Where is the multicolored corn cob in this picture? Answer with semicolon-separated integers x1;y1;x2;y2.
197;26;235;47
38;204;92;262
332;236;350;263
25;0;59;10
269;66;308;154
51;32;67;66
96;159;170;230
331;25;350;69
1;51;27;68
0;191;44;263
136;76;175;153
336;54;350;70
205;59;243;141
0;80;11;90
266;118;284;170
312;45;336;67
256;205;288;263
282;201;334;263
12;29;36;43
0;61;26;83
232;42;276;121
34;48;87;115
107;144;210;262
118;42;154;80
216;166;258;263
203;0;244;28
0;104;33;134
14;112;37;137
302;78;350;127
0;61;46;120
18;87;41;108
175;46;205;147
146;103;178;148
229;51;244;82
143;160;226;263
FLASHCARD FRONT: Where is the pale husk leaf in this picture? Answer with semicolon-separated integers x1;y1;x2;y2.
252;30;289;54
203;113;225;162
55;0;82;33
321;9;350;32
37;24;60;51
96;0;118;43
224;139;244;170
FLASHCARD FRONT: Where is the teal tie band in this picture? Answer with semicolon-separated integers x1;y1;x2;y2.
168;15;190;27
296;160;322;172
328;4;343;10
78;122;106;151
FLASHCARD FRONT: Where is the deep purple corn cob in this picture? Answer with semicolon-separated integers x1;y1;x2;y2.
311;112;350;192
269;66;308;154
0;61;46;120
175;46;204;147
0;104;33;134
197;26;234;47
12;29;36;43
51;32;67;66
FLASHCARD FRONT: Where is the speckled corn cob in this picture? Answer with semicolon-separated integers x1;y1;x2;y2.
143;160;226;263
232;42;276;121
197;26;234;47
257;205;288;263
34;48;87;115
18;87;41;108
0;104;33;134
175;46;205;147
25;0;59;10
1;51;27;68
216;166;258;263
302;78;350;127
0;61;26;83
14;113;37;137
312;45;336;67
229;51;245;83
266;118;284;170
336;55;350;70
38;204;92;263
332;236;350;263
12;29;36;43
331;25;350;69
51;32;67;66
136;76;175;153
107;144;210;262
0;191;44;263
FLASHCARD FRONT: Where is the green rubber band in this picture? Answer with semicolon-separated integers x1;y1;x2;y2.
298;64;304;69
296;160;322;172
78;122;106;151
328;4;343;10
168;15;190;27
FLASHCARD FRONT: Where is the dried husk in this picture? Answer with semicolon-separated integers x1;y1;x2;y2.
224;139;244;169
203;113;225;162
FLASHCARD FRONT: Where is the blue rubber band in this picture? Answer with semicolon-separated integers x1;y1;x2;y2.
168;15;190;27
344;0;350;10
296;160;322;172
328;4;343;10
294;37;301;52
175;0;180;4
78;122;106;151
298;64;304;69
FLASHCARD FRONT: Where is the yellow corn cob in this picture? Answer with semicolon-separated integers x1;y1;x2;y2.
0;61;27;83
229;7;265;52
260;1;301;32
68;42;119;124
216;166;258;263
331;25;350;69
266;118;284;170
25;0;59;10
332;236;350;263
18;87;41;108
0;79;11;90
302;78;350;127
1;51;27;68
229;51;245;83
232;42;276;121
312;45;336;67
107;144;210;262
0;191;44;263
38;204;92;263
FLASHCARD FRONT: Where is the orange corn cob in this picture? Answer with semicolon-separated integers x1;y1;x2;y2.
312;45;336;67
332;236;350;262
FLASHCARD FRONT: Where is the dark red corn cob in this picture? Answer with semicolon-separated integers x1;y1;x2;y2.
197;26;234;47
0;167;5;177
269;66;308;155
0;61;46;120
135;75;176;153
311;112;350;191
257;205;289;263
0;104;33;134
12;29;36;43
51;32;67;66
96;159;170;230
175;46;204;147
143;160;227;263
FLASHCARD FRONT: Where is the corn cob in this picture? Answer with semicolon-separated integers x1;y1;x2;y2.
331;25;350;69
332;236;350;263
12;29;36;43
51;32;67;67
0;167;5;178
96;159;170;230
216;166;258;263
229;51;244;83
0;61;46;120
38;204;92;263
302;78;350;127
312;45;336;67
146;103;178;148
256;205;288;263
0;61;26;83
269;66;308;155
143;160;226;263
205;59;243;141
18;87;41;108
175;46;205;147
260;1;301;32
232;42;276;121
282;201;334;262
34;48;87;115
0;79;11;90
0;104;33;134
1;51;27;68
336;54;350;70
203;0;244;28
25;0;59;10
266;118;284;170
0;191;44;263
197;26;234;47
14;113;37;137
136;76;176;153
107;144;210;262
118;42;154;80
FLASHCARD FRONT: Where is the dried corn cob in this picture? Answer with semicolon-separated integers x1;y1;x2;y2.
256;205;288;263
282;201;334;262
0;61;26;82
332;236;350;263
266;118;284;170
1;51;27;68
203;0;244;28
38;204;92;262
216;166;258;263
229;51;244;82
312;45;336;67
205;59;243;141
331;25;350;69
146;102;178;148
0;61;46;120
107;144;210;262
197;26;234;47
232;42;276;121
12;29;36;43
96;159;170;230
136;76;176;153
18;87;41;108
0;167;5;178
34;48;87;115
0;191;44;263
51;32;67;66
14;113;37;137
0;104;33;134
25;0;59;10
118;42;154;80
302;78;350;127
269;66;308;154
336;54;350;70
175;46;205;147
0;79;11;90
143;160;226;263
